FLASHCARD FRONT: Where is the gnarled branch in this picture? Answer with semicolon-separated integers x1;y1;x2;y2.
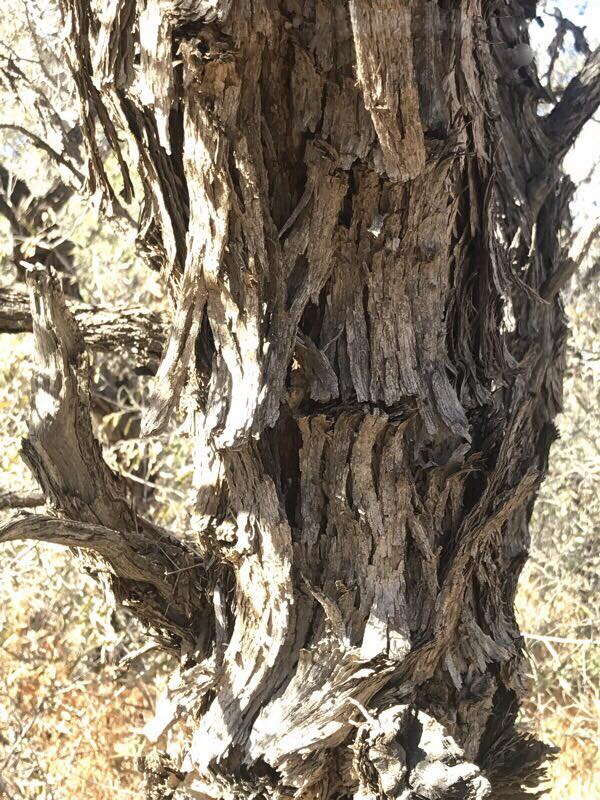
0;512;198;600
15;264;214;650
0;284;165;371
543;45;600;161
0;489;45;510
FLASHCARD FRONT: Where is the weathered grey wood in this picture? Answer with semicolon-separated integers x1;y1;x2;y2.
18;265;214;650
0;285;166;370
3;1;599;798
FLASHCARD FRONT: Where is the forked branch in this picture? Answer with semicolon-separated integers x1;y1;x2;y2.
6;265;215;651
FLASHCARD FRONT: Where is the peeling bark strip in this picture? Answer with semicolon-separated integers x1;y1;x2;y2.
5;2;600;799
94;0;136;90
59;0;134;210
349;0;425;182
141;35;239;435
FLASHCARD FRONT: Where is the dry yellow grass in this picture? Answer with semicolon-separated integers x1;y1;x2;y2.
0;340;145;798
517;562;600;800
515;288;600;799
0;544;148;799
0;335;181;800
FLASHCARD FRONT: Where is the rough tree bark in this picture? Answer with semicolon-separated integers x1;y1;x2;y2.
1;2;599;799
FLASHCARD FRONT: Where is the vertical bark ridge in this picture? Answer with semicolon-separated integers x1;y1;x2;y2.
190;442;296;770
349;0;425;182
60;0;134;209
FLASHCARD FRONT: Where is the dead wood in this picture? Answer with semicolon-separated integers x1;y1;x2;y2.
3;1;599;798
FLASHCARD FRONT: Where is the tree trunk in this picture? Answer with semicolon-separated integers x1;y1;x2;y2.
2;1;599;798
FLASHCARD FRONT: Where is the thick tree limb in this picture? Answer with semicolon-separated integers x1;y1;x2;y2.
0;286;32;333
15;265;214;649
0;284;344;387
0;489;45;510
0;512;197;598
0;284;165;370
543;45;600;160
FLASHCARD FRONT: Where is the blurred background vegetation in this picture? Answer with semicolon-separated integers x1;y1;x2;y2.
0;1;598;797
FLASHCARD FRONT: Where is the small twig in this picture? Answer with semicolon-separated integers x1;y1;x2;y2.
120;470;187;500
522;632;599;646
116;641;160;670
164;561;206;576
348;697;377;726
0;123;84;182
